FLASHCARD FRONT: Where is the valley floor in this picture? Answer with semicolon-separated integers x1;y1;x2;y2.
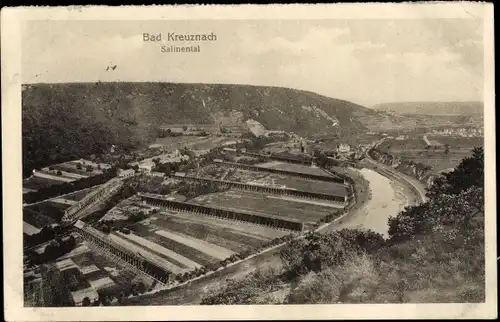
121;163;420;305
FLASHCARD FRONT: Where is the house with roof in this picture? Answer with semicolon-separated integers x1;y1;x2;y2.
337;143;351;153
245;119;266;137
88;276;116;291
71;288;99;306
55;258;80;272
118;168;135;177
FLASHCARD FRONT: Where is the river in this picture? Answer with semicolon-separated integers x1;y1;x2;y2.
333;168;411;238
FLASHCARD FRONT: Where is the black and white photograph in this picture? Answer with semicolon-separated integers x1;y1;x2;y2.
2;3;496;321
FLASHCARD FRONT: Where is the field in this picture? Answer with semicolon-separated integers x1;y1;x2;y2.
23;200;71;229
274;177;348;196
117;206;283;271
190;190;339;229
188;137;237;150
24;221;42;235
86;199;291;282
152;136;236;152
379;135;482;172
43;159;108;178
24;274;43;306
152;136;198;148
319;133;384;149
61;187;100;201
257;161;336;178
23;176;63;191
23;159;107;193
191;163;348;197
23;208;56;229
230;170;347;196
426;136;483;148
49;164;97;177
35;239;154;306
35;170;80;182
378;136;429;151
397;153;472;173
23;186;100;232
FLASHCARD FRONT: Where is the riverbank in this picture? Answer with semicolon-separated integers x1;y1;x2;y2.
328;168;410;237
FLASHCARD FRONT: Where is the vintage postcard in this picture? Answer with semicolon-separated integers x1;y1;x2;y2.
1;3;496;321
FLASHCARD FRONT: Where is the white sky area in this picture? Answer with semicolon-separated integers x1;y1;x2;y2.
22;19;484;107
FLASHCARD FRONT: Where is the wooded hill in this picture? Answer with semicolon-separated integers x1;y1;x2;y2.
22;82;483;176
22;82;373;174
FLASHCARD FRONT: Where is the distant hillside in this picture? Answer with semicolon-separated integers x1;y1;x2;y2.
372;101;484;116
22;82;375;174
23;83;485;175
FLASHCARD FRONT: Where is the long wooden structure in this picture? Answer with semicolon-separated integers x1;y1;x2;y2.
214;160;346;184
74;220;170;284
138;192;305;232
171;174;348;203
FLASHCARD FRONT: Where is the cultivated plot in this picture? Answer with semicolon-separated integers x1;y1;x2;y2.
190;190;339;229
257;161;337;178
27;240;154;307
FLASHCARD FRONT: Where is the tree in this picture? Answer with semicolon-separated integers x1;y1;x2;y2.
76;163;83;170
82;297;91;306
428;146;483;196
390;147;484;242
444;144;450;155
134;282;147;294
182;125;188;132
56;170;62;176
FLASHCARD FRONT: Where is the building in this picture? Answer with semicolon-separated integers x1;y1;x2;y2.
148;172;165;178
71;288;99;306
80;265;102;281
264;130;287;139
56;258;79;272
88;276;115;291
246;119;267;137
221;140;240;147
118;168;135;178
81;264;100;276
395;135;407;141
337;143;351;153
193;149;211;157
138;162;155;173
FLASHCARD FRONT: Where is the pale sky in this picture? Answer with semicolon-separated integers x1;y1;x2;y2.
22;19;484;107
